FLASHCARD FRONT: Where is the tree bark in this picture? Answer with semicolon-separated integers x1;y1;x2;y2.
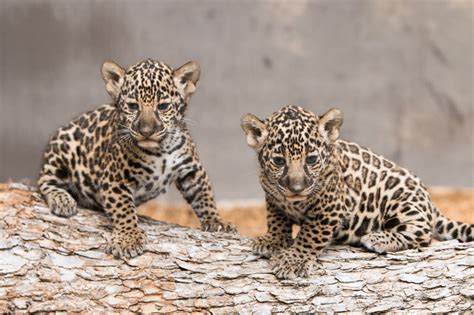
0;183;473;313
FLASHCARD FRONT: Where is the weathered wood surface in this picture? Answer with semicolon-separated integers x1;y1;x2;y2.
0;183;473;313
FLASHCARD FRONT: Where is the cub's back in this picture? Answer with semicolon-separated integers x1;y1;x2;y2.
337;140;428;205
39;104;118;207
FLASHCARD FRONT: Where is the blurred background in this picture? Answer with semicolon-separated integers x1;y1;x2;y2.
0;0;472;232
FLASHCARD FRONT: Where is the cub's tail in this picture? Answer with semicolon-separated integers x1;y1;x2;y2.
434;214;473;242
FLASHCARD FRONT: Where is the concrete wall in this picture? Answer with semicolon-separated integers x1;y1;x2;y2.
0;0;472;202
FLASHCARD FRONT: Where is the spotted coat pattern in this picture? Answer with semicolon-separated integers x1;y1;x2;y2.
38;59;234;258
241;105;473;279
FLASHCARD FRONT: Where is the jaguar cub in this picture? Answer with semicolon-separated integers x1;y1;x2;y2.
38;59;234;258
241;105;473;279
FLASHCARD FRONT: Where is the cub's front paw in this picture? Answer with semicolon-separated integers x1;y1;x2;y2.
201;218;237;233
252;234;293;258
47;192;78;217
105;228;147;258
270;248;312;279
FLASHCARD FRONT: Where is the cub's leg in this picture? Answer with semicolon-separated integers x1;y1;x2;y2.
176;165;235;233
102;182;147;258
361;202;432;253
271;215;339;279
252;201;293;258
38;149;77;217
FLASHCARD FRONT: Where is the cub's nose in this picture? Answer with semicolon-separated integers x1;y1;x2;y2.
281;176;307;194
288;182;305;194
139;125;155;138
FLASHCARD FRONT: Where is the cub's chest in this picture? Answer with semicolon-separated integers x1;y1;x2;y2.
273;200;308;224
132;151;183;203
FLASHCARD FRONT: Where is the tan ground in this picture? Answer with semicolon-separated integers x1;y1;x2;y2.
138;188;474;237
2;183;470;237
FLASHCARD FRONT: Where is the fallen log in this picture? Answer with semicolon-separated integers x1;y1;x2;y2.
0;183;473;313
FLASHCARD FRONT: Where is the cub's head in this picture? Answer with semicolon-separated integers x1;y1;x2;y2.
241;105;343;202
101;58;200;149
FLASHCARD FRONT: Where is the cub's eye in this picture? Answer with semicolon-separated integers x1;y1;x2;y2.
127;103;139;111
157;102;171;111
306;155;317;165
273;156;286;166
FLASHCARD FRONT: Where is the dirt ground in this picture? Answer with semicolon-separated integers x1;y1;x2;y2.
139;188;474;237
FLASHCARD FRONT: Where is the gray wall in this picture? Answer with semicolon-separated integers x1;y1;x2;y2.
1;0;473;202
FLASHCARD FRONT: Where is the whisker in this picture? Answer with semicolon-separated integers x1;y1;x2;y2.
113;132;135;146
183;118;198;126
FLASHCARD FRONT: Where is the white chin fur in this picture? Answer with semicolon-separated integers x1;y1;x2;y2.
137;140;160;149
285;195;308;202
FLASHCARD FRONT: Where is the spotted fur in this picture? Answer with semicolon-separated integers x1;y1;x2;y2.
38;58;235;258
241;105;473;279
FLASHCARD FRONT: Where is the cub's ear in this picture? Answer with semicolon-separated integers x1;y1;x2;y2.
318;108;343;142
241;114;268;151
101;61;125;102
173;61;201;103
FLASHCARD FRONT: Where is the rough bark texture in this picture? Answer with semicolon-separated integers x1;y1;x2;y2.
0;183;473;313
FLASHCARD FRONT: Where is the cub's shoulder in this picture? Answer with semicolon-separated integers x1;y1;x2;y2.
49;104;117;146
70;104;116;124
57;104;115;131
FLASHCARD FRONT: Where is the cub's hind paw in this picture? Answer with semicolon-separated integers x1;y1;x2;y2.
360;233;390;254
47;192;77;217
105;228;147;258
201;218;237;233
